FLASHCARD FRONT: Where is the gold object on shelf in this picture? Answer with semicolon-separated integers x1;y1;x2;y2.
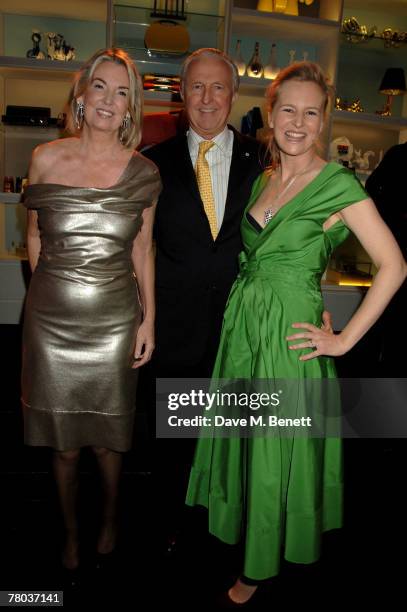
341;17;377;43
381;27;407;48
335;96;364;113
342;18;407;48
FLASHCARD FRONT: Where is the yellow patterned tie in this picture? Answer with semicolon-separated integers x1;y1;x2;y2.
195;140;218;240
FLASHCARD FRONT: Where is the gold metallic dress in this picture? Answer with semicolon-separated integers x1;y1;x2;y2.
21;153;161;452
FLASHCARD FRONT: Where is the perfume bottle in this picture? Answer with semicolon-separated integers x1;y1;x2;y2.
247;42;263;78
233;39;246;77
264;43;280;80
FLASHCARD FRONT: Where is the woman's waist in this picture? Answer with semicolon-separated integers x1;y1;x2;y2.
237;253;322;290
34;262;134;286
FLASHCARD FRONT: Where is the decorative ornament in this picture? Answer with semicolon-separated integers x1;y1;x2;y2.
233;40;246;77
247;42;263;78
120;112;131;143
26;30;45;60
335;96;364;113
45;32;75;61
75;101;84;130
341;17;377;43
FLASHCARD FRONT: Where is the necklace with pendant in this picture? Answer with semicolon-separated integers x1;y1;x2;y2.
264;159;315;226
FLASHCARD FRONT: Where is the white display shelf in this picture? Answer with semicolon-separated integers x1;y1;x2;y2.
333;110;407;131
0;56;82;80
231;8;340;41
0;192;21;204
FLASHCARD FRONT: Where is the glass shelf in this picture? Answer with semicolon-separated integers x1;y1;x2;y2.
113;4;225;74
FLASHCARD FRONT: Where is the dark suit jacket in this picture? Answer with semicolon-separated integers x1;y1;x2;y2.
144;127;265;370
365;143;407;258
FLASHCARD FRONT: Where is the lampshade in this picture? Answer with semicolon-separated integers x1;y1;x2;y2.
379;68;406;95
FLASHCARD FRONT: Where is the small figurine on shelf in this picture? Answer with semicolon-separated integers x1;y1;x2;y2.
335;96;345;110
353;149;375;171
302;50;309;62
26;30;45;60
288;49;296;64
45;32;75;61
381;27;407;48
233;40;246;77
347;97;364;112
247;42;263;78
335;96;364;112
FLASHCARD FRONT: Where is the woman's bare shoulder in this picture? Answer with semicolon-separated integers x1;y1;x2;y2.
30;137;79;182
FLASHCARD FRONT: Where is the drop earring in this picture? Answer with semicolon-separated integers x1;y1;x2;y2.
120;112;130;143
75;101;84;130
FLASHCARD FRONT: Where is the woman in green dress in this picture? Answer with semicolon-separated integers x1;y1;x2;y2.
186;62;407;605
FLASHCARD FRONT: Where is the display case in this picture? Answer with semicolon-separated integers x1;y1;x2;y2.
1;0;405;323
113;2;226;76
332;0;407;176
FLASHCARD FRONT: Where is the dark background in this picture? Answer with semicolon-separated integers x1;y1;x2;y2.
0;321;405;609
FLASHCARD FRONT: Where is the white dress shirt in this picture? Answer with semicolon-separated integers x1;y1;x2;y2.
187;126;234;229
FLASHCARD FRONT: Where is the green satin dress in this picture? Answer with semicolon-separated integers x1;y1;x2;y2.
186;162;367;580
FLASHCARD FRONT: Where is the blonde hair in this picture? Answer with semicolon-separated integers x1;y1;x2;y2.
66;47;143;149
266;61;334;167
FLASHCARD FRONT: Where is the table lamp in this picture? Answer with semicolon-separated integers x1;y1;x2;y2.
376;67;406;116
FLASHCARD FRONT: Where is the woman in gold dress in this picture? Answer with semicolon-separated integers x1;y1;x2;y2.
22;48;161;573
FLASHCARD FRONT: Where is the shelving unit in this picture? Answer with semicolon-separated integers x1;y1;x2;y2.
333;110;407;132
0;0;406;323
113;3;225;75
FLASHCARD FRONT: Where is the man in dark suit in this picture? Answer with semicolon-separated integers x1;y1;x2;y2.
143;48;265;549
145;49;264;377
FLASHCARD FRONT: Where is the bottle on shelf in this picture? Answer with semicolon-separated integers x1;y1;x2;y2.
288;49;296;64
233;40;246;77
247;42;263;79
264;43;280;80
